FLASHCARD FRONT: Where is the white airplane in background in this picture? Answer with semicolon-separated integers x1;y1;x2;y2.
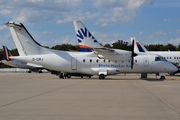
0;46;44;73
132;38;180;75
5;21;177;79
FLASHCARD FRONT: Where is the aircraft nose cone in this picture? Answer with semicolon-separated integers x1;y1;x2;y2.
167;63;178;72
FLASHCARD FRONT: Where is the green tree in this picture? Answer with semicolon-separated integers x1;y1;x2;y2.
104;44;112;48
11;48;19;56
164;44;176;51
145;44;165;51
51;44;80;51
176;44;180;51
112;40;131;50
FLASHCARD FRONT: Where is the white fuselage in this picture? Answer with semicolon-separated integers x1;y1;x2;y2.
148;51;180;64
11;50;177;75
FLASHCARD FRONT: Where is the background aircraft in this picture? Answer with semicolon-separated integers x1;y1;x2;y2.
132;38;179;75
5;21;177;79
1;46;44;73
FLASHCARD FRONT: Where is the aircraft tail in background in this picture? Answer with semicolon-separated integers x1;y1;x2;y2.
3;46;12;61
131;37;148;53
73;20;103;52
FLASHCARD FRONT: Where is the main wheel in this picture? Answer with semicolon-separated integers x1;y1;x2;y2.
99;74;105;79
160;76;166;80
67;73;71;78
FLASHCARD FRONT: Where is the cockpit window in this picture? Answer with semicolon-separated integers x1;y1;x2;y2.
155;57;167;61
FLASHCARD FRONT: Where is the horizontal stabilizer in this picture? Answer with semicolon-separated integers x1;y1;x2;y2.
27;63;43;68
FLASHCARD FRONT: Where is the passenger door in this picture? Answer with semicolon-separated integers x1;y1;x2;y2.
143;57;149;66
71;57;77;70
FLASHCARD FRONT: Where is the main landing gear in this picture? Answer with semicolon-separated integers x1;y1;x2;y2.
99;74;106;79
160;76;166;80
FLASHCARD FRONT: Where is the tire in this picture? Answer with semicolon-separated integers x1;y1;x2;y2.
99;74;105;79
67;73;71;78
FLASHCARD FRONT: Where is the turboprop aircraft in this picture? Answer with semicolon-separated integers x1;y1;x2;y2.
5;21;177;79
73;20;178;79
132;38;180;75
0;46;44;73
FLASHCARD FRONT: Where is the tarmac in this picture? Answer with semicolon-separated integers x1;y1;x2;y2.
0;72;180;120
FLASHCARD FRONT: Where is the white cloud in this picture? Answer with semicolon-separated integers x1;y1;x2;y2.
0;0;155;25
155;31;167;35
0;25;7;31
168;38;180;45
139;31;143;35
56;11;100;24
176;29;180;34
163;19;170;22
94;0;155;24
90;31;124;45
42;31;51;35
100;23;109;27
0;0;84;23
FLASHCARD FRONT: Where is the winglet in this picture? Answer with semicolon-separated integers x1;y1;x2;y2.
3;46;12;61
73;20;103;52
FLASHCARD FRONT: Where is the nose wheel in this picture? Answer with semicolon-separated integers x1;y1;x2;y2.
99;74;105;79
160;76;166;80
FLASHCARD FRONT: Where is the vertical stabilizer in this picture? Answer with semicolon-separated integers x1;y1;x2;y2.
5;22;50;56
73;20;103;52
131;37;148;52
3;46;12;61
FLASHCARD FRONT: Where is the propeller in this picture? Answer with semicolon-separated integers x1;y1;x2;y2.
131;39;137;69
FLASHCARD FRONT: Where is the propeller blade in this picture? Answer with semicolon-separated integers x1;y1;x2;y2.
131;40;134;69
131;39;137;69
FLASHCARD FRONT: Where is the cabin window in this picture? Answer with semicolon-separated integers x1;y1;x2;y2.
103;59;106;63
170;57;171;59
108;60;110;63
167;57;168;59
155;57;166;61
90;59;92;63
83;59;85;63
155;57;161;61
174;57;176;59
96;59;99;63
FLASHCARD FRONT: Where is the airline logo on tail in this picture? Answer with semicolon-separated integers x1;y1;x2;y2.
3;46;12;61
74;20;103;52
136;42;145;52
76;27;94;52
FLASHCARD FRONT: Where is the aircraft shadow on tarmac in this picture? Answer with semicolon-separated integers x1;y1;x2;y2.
62;76;163;81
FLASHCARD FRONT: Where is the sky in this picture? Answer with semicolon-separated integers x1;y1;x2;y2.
0;0;180;49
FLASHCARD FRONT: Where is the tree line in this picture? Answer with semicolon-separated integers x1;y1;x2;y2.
0;40;180;68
